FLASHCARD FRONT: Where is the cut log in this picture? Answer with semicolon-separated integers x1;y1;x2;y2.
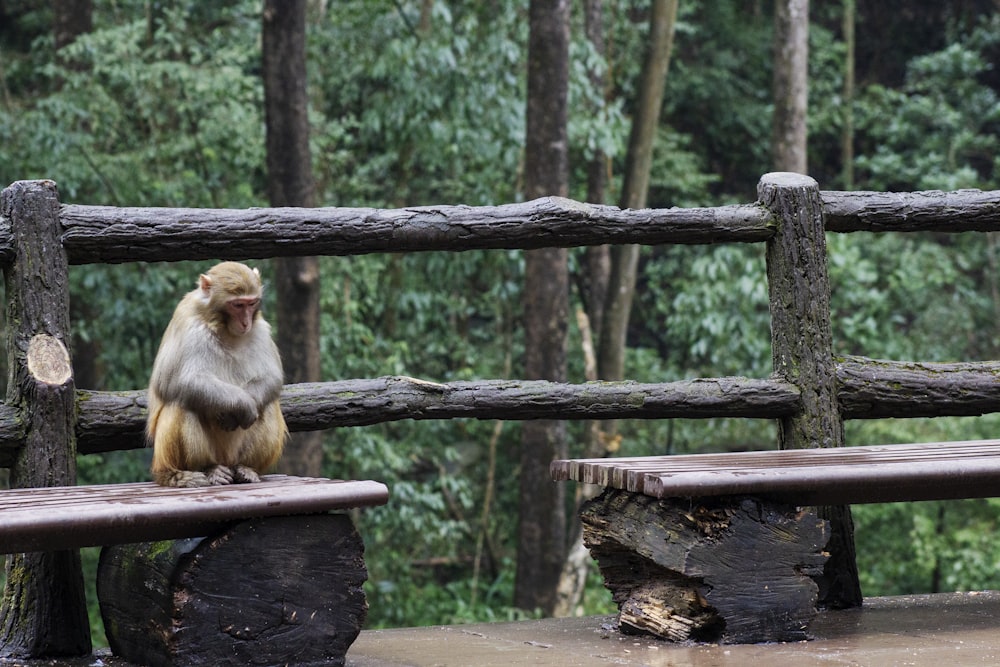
580;489;828;644
97;513;368;667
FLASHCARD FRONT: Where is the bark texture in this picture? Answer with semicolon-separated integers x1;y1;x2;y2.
5;376;794;465
581;489;827;643
0;189;990;268
0;180;90;658
9;354;1000;466
761;172;861;609
517;0;571;615
54;198;773;264
263;0;323;478
98;514;368;667
822;188;1000;232
772;0;809;173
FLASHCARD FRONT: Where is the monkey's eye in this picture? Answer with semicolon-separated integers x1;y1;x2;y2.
229;298;260;311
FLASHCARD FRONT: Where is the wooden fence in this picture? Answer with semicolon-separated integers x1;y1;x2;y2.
4;175;1000;468
3;172;1000;637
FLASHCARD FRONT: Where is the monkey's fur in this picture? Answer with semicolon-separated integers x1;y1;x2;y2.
148;262;287;487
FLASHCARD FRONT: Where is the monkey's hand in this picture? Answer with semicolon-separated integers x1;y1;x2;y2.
216;394;258;431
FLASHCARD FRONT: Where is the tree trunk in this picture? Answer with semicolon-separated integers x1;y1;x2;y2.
598;0;678;390
262;0;323;477
558;0;679;618
0;181;90;658
841;0;855;189
579;0;611;338
516;0;570;616
53;0;92;70
772;0;809;173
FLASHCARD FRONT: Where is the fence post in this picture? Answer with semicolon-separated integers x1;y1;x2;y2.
760;172;862;609
0;180;90;657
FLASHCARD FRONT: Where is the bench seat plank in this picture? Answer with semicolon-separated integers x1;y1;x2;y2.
551;439;1000;505
0;475;389;554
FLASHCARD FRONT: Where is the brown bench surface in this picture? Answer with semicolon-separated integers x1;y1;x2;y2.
551;439;1000;505
0;475;389;554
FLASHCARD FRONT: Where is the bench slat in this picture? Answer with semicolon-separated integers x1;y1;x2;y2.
550;439;1000;505
0;475;389;554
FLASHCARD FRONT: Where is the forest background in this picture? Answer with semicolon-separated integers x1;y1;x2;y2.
4;0;1000;646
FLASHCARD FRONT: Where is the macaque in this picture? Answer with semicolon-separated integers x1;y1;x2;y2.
147;261;287;487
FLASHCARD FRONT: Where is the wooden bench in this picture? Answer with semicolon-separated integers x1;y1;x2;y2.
552;439;1000;505
0;476;388;666
551;439;1000;644
0;475;388;555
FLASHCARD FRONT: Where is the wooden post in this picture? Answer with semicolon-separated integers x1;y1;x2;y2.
98;514;370;667
0;180;90;657
761;172;862;608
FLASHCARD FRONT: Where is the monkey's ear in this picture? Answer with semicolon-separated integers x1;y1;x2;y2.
199;273;213;297
252;267;260;278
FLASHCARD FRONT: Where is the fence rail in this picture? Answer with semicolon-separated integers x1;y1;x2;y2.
0;179;998;468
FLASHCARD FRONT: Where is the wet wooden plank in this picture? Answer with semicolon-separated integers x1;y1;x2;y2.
551;439;1000;505
0;475;389;554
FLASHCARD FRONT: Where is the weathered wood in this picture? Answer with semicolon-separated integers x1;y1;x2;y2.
580;489;827;643
836;356;1000;418
56;197;773;264
0;180;90;658
552;439;1000;505
98;514;369;667
822;188;1000;232
761;172;861;609
278;376;801;428
9;354;1000;466
0;475;389;554
0;376;802;464
0;189;994;266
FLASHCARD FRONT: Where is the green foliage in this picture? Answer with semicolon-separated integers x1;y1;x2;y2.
308;1;527;207
0;1;265;206
5;0;1000;640
663;2;773;200
854;17;1000;191
855;498;1000;595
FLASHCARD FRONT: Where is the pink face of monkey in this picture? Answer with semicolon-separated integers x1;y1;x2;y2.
198;262;265;338
225;295;261;335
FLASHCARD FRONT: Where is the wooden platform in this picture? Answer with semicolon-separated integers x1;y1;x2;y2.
551;439;1000;505
345;592;1000;667
4;591;1000;666
0;475;389;554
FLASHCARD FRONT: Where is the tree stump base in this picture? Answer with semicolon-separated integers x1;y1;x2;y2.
581;489;829;644
97;513;369;667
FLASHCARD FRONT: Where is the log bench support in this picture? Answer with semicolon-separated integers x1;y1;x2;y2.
580;489;828;644
98;514;369;667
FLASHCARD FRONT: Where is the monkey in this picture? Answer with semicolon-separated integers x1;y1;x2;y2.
147;261;287;487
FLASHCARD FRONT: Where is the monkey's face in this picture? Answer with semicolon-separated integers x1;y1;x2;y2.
224;296;261;336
